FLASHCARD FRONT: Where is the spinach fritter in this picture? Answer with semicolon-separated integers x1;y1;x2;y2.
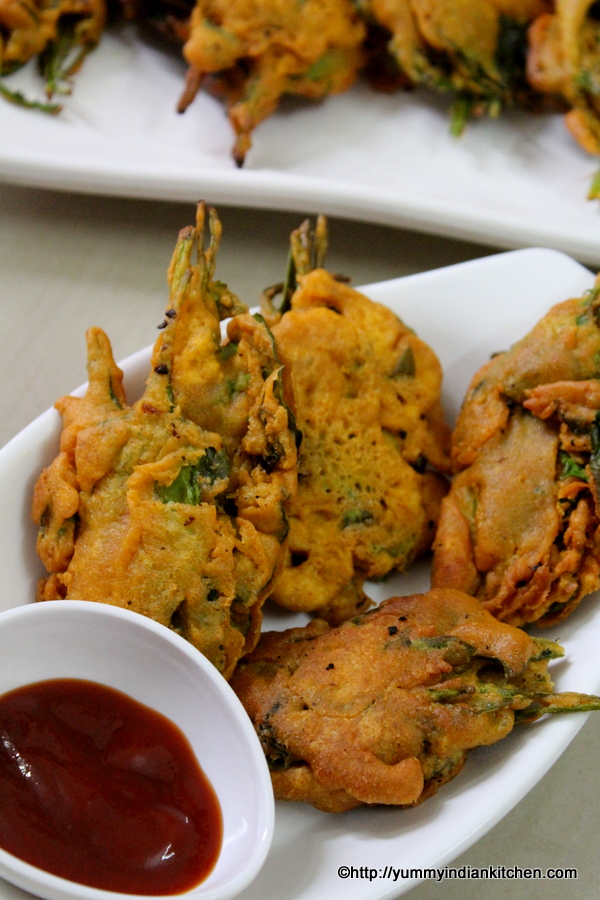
528;0;600;165
261;218;451;624
357;0;549;133
232;587;600;812
32;205;298;678
433;279;600;626
0;0;106;106
176;0;366;164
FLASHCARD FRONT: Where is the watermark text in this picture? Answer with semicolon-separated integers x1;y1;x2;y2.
337;865;577;883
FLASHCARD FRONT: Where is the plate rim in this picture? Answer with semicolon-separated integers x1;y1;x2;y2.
1;32;600;265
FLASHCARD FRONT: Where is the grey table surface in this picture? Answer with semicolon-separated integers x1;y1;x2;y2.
0;180;598;900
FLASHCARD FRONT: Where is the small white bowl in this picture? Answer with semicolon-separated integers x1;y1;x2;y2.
0;600;274;900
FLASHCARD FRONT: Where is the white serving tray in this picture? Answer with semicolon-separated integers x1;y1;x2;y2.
1;30;600;262
0;247;596;900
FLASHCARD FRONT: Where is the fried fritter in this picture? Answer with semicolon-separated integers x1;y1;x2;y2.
261;219;451;624
433;280;600;626
528;0;600;159
232;587;600;812
0;0;106;99
32;205;298;679
176;0;366;164
357;0;550;132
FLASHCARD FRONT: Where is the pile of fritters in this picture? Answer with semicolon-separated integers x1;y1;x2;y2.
4;0;600;174
158;0;561;160
32;205;298;678
33;208;446;672
262;220;451;624
232;587;600;812
433;279;600;626
233;253;600;813
32;207;600;818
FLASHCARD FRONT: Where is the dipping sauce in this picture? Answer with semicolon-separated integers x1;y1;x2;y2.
0;679;222;895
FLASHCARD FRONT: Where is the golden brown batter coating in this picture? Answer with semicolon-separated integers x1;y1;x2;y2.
357;0;549;132
433;281;600;626
32;206;298;678
232;587;599;812
0;0;106;98
527;0;600;159
262;219;451;624
177;0;366;163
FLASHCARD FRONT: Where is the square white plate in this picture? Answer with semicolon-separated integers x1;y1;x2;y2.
0;246;596;900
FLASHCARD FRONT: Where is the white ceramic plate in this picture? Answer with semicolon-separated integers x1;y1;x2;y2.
0;247;597;900
2;30;600;263
0;601;274;900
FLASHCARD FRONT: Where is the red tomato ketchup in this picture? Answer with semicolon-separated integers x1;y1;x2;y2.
0;679;222;895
